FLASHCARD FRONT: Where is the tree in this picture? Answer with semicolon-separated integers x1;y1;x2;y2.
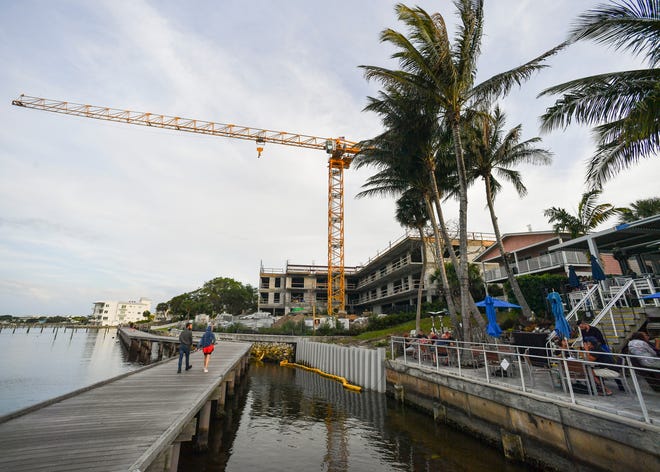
465;106;552;318
165;277;257;321
156;302;168;314
354;85;462;333
361;1;562;340
433;262;486;306
619;196;660;222
540;0;660;188
543;189;624;238
395;190;430;333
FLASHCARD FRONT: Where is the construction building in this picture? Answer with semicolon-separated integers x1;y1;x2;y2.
258;230;495;315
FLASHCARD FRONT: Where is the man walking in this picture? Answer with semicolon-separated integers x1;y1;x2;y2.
178;322;194;373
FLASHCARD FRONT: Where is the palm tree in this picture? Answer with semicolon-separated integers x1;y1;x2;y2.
544;189;624;238
354;86;461;328
361;2;563;340
465;106;552;319
395;190;431;333
619;197;660;222
540;0;659;188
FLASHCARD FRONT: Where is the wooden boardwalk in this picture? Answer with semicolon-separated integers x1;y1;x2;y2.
0;340;252;471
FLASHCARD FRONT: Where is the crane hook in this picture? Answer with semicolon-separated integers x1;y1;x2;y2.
256;138;265;158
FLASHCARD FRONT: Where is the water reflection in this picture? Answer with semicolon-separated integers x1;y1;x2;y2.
0;327;139;415
180;363;527;472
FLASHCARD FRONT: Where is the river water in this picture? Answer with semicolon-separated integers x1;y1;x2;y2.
1;327;526;471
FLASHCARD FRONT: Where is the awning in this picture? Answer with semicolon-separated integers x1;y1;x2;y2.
548;214;660;256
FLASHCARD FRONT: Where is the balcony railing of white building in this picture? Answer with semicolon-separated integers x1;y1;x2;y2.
358;282;421;304
357;255;419;289
483;250;589;282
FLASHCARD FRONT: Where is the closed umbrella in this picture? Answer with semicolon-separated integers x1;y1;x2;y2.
482;295;502;338
568;265;580;288
590;255;606;282
547;291;571;339
642;293;660;300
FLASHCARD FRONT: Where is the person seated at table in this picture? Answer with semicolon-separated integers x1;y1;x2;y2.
577;320;611;352
628;331;660;369
583;337;625;394
626;331;660;391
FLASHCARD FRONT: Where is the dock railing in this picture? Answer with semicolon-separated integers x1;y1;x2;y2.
390;336;658;425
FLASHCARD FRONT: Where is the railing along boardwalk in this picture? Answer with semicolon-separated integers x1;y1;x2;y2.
0;340;252;472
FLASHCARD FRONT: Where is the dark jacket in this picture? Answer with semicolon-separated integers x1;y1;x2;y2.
179;328;193;348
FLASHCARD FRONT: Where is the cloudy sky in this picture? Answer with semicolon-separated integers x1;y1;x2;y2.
1;1;656;316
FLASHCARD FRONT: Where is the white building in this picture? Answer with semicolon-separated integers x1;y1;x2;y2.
91;297;152;326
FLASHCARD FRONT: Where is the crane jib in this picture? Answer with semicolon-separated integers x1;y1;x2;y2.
11;93;358;315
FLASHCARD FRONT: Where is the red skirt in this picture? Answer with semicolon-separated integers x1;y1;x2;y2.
202;345;214;354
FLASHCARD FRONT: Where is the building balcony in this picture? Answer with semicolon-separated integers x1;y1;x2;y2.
483;250;589;282
357;282;422;304
357;257;420;289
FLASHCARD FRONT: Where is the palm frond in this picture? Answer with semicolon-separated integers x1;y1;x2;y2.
569;0;660;67
539;68;660;131
471;42;568;105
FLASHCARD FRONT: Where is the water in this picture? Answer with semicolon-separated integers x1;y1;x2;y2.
0;327;526;471
179;363;527;472
0;326;138;415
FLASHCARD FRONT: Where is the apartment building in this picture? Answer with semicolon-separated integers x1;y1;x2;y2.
472;231;623;284
91;297;152;326
258;230;495;315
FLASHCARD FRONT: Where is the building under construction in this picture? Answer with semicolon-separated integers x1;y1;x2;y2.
259;230;495;316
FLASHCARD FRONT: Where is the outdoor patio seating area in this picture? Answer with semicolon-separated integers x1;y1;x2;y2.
392;336;660;425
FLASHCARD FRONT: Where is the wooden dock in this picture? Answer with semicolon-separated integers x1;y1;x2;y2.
0;340;252;471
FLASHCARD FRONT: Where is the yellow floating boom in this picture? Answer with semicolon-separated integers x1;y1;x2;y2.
280;360;362;392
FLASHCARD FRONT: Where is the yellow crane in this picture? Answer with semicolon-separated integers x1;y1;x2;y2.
12;94;360;315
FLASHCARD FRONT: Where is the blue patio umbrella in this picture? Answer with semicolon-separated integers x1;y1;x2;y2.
482;295;503;338
475;298;522;309
568;265;580;288
547;291;571;339
642;293;660;299
590;255;606;281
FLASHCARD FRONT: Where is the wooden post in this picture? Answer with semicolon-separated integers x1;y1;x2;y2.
194;401;212;452
226;371;236;396
212;383;227;418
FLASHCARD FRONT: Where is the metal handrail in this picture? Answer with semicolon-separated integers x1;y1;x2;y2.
390;336;655;424
592;279;635;337
565;284;600;322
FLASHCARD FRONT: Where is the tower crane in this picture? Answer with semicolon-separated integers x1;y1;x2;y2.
11;94;360;315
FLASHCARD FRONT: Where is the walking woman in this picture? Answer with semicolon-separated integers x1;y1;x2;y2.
198;325;216;373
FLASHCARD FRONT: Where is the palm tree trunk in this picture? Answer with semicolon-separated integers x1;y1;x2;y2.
415;225;426;333
424;196;460;332
449;118;472;341
428;165;486;333
484;176;534;319
430;146;486;338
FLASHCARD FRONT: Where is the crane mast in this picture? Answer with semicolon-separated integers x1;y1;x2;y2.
12;94;359;315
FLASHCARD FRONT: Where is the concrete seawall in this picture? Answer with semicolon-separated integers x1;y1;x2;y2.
386;360;659;471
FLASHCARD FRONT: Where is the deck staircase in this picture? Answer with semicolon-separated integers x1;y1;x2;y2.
567;276;659;352
597;309;644;351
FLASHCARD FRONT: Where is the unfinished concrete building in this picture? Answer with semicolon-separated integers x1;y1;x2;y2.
258;230;495;315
